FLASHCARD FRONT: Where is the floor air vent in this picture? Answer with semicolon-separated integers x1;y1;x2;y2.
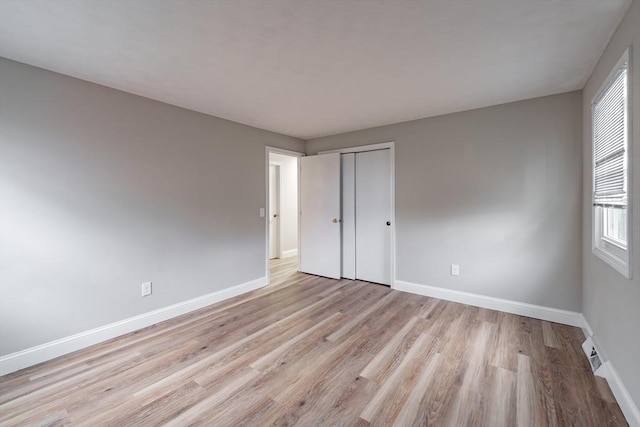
582;337;607;377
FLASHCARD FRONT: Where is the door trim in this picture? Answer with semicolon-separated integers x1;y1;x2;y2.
319;142;396;288
268;162;281;260
265;146;304;285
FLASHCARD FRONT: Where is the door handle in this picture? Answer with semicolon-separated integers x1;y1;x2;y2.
332;218;342;223
273;214;278;218
386;221;391;226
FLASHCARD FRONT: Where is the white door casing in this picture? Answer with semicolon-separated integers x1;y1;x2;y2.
265;146;304;285
299;153;342;279
269;164;281;259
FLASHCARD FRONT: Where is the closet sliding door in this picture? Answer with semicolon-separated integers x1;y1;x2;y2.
355;149;392;285
341;153;356;280
302;149;391;283
300;153;342;279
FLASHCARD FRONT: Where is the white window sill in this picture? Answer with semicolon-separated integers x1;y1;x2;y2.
593;244;632;279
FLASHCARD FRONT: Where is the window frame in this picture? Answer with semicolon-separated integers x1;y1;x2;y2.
591;47;633;279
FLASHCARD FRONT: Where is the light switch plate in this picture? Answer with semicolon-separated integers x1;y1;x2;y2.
142;281;152;297
450;264;460;276
259;208;265;217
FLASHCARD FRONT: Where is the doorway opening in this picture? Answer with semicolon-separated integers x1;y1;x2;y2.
266;147;303;284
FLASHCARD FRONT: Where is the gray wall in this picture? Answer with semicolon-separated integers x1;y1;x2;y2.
582;0;640;409
0;58;304;356
306;91;583;311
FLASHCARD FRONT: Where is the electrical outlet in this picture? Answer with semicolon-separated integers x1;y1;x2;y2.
141;281;152;297
259;208;265;218
450;264;460;276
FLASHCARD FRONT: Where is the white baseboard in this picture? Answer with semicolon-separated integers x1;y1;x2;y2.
393;280;584;327
0;276;267;377
394;280;640;425
584;325;640;427
581;314;594;337
281;249;298;258
604;361;640;427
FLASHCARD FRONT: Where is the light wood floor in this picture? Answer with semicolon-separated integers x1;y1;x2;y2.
0;257;627;426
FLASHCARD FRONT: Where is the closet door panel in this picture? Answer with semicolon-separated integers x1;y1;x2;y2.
300;153;342;279
355;149;391;285
341;154;356;279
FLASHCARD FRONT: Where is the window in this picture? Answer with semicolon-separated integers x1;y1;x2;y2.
592;48;632;278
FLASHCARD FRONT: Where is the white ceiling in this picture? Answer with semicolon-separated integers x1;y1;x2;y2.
0;0;631;139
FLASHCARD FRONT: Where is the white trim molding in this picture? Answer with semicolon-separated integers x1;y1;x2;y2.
591;47;633;280
581;314;595;338
281;248;298;258
318;141;393;155
583;324;640;427
394;280;584;327
0;276;267;376
265;146;304;286
603;361;640;427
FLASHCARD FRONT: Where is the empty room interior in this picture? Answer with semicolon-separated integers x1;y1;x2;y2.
0;0;639;426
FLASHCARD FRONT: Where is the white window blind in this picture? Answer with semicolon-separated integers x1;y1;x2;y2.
593;62;628;208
